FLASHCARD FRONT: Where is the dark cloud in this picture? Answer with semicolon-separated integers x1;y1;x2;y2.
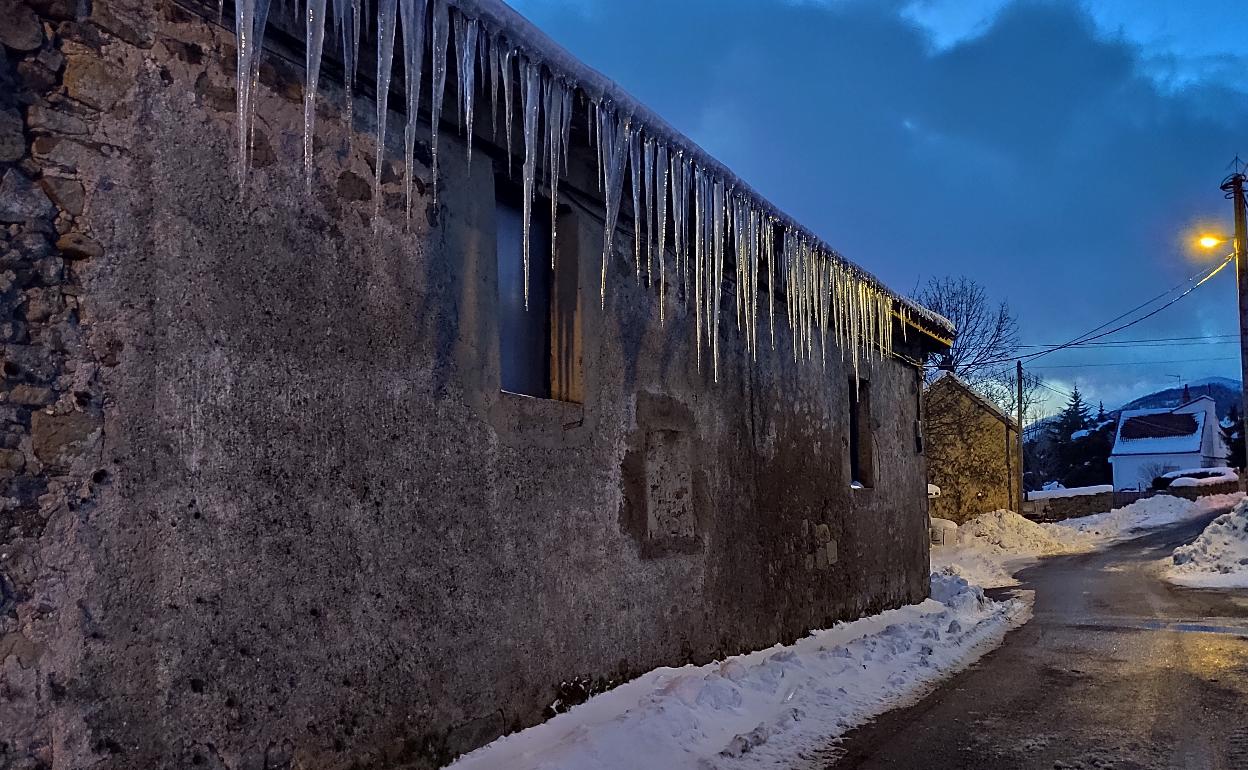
514;0;1248;410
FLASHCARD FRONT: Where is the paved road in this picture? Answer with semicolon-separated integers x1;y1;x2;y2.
825;507;1248;770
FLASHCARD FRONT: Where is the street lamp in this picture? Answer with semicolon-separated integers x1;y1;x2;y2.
1198;235;1226;250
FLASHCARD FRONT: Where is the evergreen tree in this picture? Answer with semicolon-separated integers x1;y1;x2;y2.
1228;405;1245;470
1096;400;1106;423
1050;385;1091;440
1047;386;1110;486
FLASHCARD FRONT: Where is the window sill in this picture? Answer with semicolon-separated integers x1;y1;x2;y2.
488;390;589;448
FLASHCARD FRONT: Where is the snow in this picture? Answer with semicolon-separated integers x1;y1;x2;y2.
448;573;1028;770
1111;408;1205;456
1027;484;1112;501
1165;498;1248;588
1162;467;1238;488
1070;429;1091;440
930;510;1093;588
1051;493;1244;543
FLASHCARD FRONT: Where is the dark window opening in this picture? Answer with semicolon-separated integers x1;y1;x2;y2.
496;186;581;402
849;378;875;488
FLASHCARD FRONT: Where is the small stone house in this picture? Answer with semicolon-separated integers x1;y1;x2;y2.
1110;395;1228;491
924;372;1021;523
0;1;952;768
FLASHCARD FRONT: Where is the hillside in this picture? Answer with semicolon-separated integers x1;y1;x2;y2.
1118;377;1242;419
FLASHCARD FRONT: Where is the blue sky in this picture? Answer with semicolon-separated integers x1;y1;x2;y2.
507;0;1248;416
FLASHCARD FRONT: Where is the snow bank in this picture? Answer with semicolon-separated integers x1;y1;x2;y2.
1166;499;1248;588
448;575;1029;770
1027;484;1113;501
1052;493;1244;543
1162;467;1239;488
930;510;1092;587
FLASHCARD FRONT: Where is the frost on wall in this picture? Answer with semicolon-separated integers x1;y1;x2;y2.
234;0;950;381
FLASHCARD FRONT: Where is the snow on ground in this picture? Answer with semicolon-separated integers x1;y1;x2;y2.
1027;484;1113;501
930;510;1093;588
1165;498;1248;588
448;574;1029;770
1052;493;1244;543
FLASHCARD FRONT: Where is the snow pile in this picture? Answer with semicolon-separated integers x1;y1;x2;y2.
1166;499;1248;588
1028;484;1113;501
1053;493;1244;543
1162;467;1239;488
956;510;1091;556
449;575;1028;770
930;510;1092;588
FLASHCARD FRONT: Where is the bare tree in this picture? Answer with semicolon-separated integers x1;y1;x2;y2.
914;276;1019;383
916;276;1043;439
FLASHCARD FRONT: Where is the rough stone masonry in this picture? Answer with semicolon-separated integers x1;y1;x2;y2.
0;1;940;768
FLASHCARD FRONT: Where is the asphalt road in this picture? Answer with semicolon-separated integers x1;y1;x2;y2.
824;506;1248;770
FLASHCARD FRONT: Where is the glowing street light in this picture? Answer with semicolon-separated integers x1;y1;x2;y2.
1198;235;1225;250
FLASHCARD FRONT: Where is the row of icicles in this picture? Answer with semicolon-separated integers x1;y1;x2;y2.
232;0;909;382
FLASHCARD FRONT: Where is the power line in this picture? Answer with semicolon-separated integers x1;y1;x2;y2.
1029;356;1239;370
975;254;1234;368
1019;333;1238;347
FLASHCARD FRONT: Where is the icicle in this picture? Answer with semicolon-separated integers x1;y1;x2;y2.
560;87;573;177
692;167;705;368
488;35;500;139
430;0;449;198
642;138;656;288
670;152;690;304
453;12;478;167
591;99;603;193
520;57;542;309
303;0;328;194
544;75;570;270
501;47;515;176
372;0;398;229
332;0;360;138
234;0;272;196
655;143;669;324
711;177;725;381
598;106;634;309
765;217;775;351
743;204;753;359
399;0;427;226
629;131;643;282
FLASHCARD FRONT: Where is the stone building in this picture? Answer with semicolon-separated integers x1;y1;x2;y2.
925;373;1021;523
0;1;952;768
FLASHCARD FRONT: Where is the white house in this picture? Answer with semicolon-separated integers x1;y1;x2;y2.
1109;395;1228;491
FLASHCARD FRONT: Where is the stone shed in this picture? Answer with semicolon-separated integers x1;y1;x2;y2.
0;1;953;768
925;372;1021;523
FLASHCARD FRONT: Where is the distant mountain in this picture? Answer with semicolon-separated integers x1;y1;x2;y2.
1118;378;1242;419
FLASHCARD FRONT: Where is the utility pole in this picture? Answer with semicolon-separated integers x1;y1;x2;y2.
1017;359;1025;505
1221;167;1248;456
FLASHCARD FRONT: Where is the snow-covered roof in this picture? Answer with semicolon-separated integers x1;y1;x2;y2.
1111;407;1204;456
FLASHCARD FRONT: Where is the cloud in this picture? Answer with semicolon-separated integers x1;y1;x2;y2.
510;0;1248;409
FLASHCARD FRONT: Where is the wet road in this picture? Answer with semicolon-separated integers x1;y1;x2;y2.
825;507;1248;770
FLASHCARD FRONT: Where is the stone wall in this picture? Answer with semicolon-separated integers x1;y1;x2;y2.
0;2;935;768
925;378;1020;524
1160;479;1241;502
1020;491;1114;523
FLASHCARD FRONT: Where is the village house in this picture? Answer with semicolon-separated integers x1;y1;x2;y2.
1109;395;1228;491
0;1;953;767
924;372;1021;523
